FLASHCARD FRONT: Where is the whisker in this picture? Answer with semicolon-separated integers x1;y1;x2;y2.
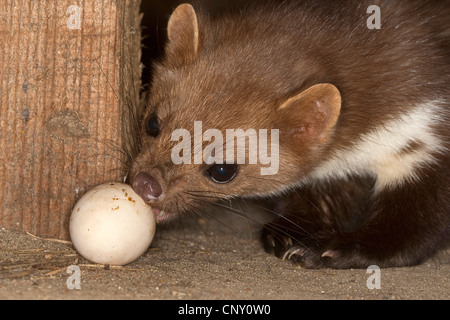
188;192;298;233
186;190;326;250
174;193;187;241
255;202;324;245
190;204;245;238
235;199;254;236
184;191;229;201
186;195;292;241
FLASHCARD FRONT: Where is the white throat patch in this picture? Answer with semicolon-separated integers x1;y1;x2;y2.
306;102;446;192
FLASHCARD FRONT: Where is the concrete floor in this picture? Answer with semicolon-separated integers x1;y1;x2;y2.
1;210;449;301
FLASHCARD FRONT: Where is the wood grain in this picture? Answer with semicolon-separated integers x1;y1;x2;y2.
0;0;142;239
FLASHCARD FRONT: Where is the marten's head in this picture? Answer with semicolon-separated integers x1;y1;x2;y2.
129;4;341;222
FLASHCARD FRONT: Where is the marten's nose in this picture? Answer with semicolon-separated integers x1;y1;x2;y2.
132;172;163;202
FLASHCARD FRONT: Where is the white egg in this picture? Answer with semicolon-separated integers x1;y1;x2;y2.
70;182;156;266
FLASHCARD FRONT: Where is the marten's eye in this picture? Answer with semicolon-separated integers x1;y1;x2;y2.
145;114;160;138
205;164;238;184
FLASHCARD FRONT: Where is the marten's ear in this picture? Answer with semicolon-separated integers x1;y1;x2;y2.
277;83;341;146
166;4;200;66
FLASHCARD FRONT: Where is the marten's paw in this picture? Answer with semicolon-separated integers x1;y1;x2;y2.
261;225;366;269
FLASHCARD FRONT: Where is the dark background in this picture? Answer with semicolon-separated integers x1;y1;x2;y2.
139;0;253;86
140;0;181;86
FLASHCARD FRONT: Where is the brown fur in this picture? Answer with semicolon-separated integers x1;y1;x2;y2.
130;0;449;268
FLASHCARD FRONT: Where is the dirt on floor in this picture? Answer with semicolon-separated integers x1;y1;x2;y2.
0;210;449;300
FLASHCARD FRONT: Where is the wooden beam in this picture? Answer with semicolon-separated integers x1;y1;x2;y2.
0;0;142;239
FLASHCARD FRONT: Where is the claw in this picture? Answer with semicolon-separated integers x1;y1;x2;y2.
283;236;293;247
267;234;276;248
321;249;338;258
282;247;306;261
